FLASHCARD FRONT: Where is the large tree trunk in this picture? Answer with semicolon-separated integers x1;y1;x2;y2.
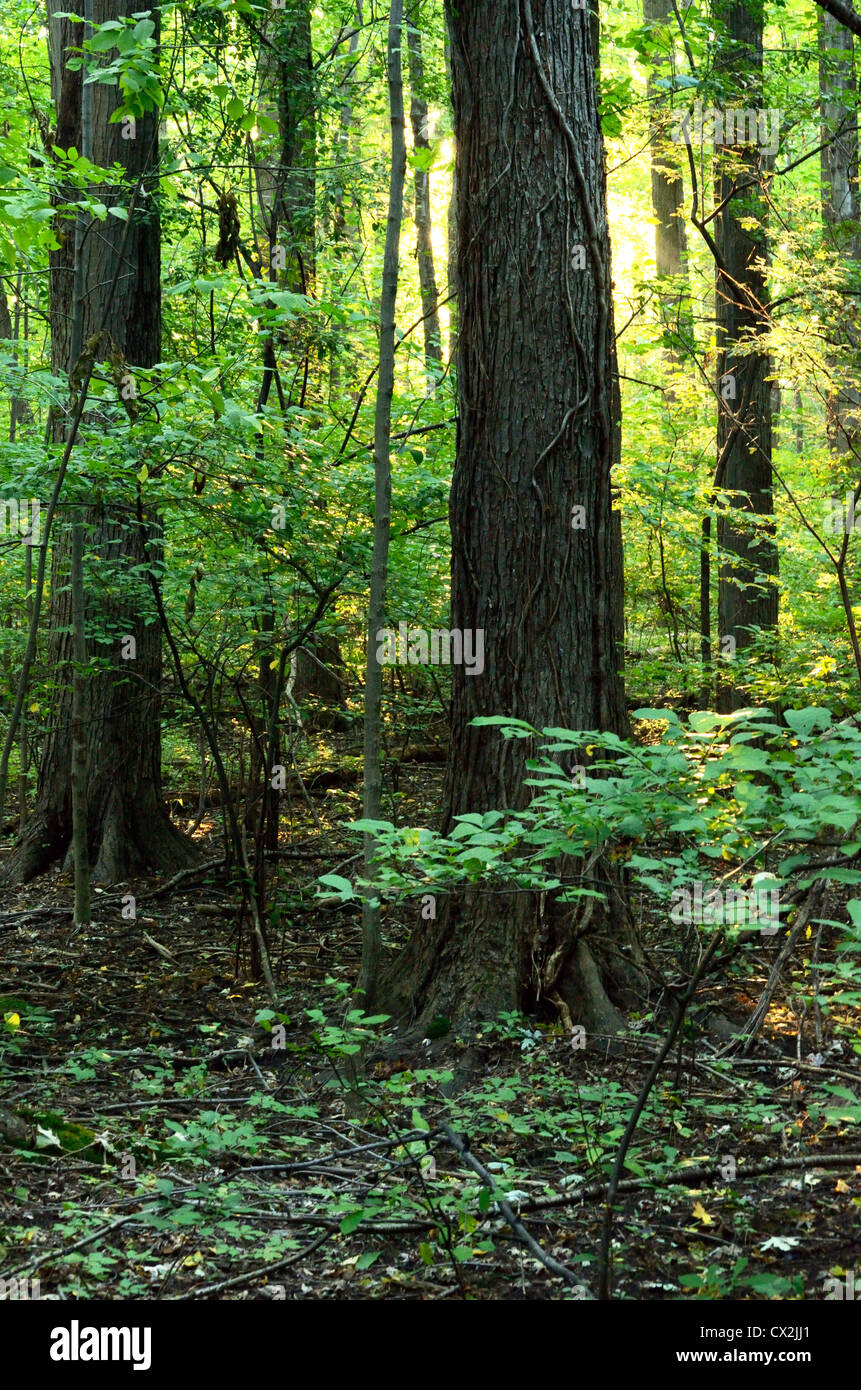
383;0;633;1035
5;2;192;884
819;4;861;453
714;0;778;713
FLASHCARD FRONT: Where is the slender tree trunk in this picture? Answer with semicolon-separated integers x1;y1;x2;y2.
18;543;32;831
644;0;691;357
253;3;341;733
383;0;633;1034
714;0;778;713
67;0;94;925
406;17;443;384
444;33;458;360
329;2;362;398
70;517;91;927
9;272;32;828
358;0;407;1006
2;274;32;437
819;3;861;453
254;0;316;301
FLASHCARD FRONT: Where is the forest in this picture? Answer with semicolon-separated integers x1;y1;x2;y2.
0;0;860;1334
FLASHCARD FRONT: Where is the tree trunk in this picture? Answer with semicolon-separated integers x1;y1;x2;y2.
383;0;633;1035
444;33;458;361
358;0;406;1006
254;0;316;300
329;2;362;398
819;3;861;453
644;0;691;356
406;17;443;384
254;4;342;724
69;517;91;925
714;0;778;713
5;1;193;884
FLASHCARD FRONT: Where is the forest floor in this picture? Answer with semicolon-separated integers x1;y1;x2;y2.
1;761;860;1301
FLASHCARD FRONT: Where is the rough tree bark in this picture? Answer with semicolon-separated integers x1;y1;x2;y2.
382;0;635;1035
714;0;778;713
5;2;193;883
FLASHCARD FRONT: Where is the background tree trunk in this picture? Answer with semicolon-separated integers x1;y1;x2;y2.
644;0;691;358
253;0;316;300
406;16;443;384
358;0;406;1006
819;3;861;453
6;0;193;883
714;0;779;713
444;32;458;361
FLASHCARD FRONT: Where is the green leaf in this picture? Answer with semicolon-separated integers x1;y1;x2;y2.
88;25;124;53
784;707;831;738
349;819;396;835
317;873;354;898
471;716;537;735
407;146;437;172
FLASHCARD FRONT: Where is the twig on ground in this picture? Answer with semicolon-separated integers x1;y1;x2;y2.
439;1121;589;1295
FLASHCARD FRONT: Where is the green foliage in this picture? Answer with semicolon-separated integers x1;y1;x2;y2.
334;711;861;945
